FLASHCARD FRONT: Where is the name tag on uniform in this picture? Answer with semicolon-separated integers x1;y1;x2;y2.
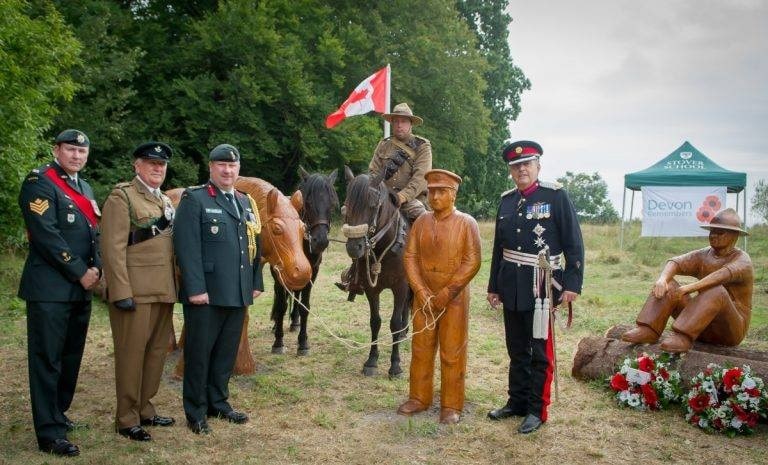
205;208;223;214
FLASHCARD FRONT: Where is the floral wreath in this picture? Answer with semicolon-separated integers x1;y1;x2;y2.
609;352;683;411
685;363;768;436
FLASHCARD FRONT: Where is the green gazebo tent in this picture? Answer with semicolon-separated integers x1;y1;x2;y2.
620;141;747;248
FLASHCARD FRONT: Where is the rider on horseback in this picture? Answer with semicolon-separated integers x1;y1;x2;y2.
336;103;432;299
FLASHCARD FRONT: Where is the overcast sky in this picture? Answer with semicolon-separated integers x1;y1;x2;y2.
506;0;768;224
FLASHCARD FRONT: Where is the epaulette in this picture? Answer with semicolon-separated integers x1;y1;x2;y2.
538;180;562;190
115;182;132;188
500;188;518;198
187;184;206;190
413;135;430;145
25;164;51;182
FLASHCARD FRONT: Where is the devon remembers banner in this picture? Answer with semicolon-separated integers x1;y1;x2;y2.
641;186;726;237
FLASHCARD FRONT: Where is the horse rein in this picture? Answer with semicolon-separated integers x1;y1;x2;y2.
341;183;401;287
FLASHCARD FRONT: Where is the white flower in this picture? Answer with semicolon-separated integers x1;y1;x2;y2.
628;394;641;407
698;418;709;428
620;365;628;375
737;392;750;402
702;380;716;393
742;377;756;390
619;390;630;402
731;417;743;429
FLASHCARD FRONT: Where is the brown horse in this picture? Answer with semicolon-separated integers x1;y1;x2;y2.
342;166;411;378
167;176;312;374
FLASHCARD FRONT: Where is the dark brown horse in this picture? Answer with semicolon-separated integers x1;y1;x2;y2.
270;167;338;355
342;166;410;378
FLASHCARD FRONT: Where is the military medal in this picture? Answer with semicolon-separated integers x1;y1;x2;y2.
533;223;547;248
527;202;551;220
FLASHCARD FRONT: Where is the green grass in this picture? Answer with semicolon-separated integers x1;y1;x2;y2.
0;222;766;464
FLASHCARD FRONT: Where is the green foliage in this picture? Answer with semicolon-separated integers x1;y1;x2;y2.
751;179;768;224
456;0;530;218
557;171;620;223
4;0;533;245
51;0;145;203
0;0;80;245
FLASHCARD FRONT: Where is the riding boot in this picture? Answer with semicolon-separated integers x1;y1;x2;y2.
334;265;363;302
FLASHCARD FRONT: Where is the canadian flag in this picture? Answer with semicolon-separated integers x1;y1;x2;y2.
325;66;390;129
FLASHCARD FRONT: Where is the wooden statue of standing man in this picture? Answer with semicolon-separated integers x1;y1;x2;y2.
396;169;481;424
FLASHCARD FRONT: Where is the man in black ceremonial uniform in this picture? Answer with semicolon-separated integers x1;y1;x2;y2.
18;129;101;457
486;140;584;434
173;143;263;435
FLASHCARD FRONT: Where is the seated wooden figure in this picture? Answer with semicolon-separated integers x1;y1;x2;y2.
622;208;753;353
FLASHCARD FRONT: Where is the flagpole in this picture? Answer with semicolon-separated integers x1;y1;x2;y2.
383;64;391;138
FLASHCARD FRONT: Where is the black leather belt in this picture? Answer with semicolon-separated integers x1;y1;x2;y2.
127;216;170;246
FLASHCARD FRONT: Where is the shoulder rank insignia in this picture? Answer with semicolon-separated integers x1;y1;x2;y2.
538;180;562;190
500;188;518;198
29;198;50;215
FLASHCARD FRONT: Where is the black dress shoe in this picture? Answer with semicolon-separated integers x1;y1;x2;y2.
187;419;211;435
118;425;152;441
517;414;543;434
487;405;526;421
62;414;88;432
39;438;80;457
141;415;175;427
208;409;248;424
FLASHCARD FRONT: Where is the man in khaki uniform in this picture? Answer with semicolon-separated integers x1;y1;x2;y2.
337;103;432;297
396;169;481;425
101;142;177;441
369;102;432;221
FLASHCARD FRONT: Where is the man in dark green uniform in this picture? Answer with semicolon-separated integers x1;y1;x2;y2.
173;143;264;435
18;129;101;457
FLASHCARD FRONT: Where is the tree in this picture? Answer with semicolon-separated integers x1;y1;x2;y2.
0;0;80;245
751;179;768;224
556;171;619;223
456;0;530;218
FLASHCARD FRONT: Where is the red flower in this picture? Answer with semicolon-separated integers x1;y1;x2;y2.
746;413;758;428
690;415;700;425
704;195;722;211
659;367;670;380
722;368;743;392
637;356;655;372
714;418;724;430
610;373;629;392
746;387;760;397
731;403;749;420
697;207;715;223
641;383;659;409
688;394;710;413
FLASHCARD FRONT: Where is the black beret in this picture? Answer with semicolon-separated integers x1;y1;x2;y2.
209;144;240;162
132;141;172;161
502;140;543;165
55;129;90;147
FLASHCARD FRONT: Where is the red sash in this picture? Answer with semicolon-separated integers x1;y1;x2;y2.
44;168;99;227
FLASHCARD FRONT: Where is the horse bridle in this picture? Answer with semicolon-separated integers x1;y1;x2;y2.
342;181;401;287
